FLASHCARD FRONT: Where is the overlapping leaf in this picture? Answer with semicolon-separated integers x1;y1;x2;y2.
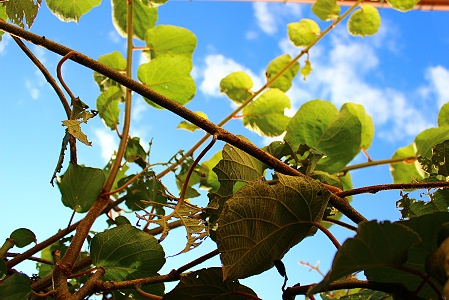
415;127;449;158
242;88;291;137
96;86;121;130
59;163;106;213
285;100;370;173
390;144;423;184
0;273;31;300
288;19;320;48
163;268;257;300
94;51;127;96
112;0;158;40
46;0;100;23
312;0;340;21
347;5;381;37
397;189;449;218
178;111;208;132
145;25;196;59
220;71;254;104
217;173;331;280
5;0;39;28
265;54;299;92
138;56;196;108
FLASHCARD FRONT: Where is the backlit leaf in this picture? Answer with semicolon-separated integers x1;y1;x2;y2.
0;273;31;300
199;150;222;193
96;86;121;130
387;0;420;12
300;59;313;80
163;268;257;300
112;0;158;40
46;0;100;22
397;190;449;218
284;100;362;173
390;144;423;184
242;88;291;137
145;25;196;59
62;120;91;146
288;19;320;48
10;228;36;248
220;71;254;104
313;221;421;293
341;102;374;149
265;54;299;92
217;174;330;280
415;127;449;158
94;51;127;97
419;140;449;177
348;5;381;37
90;225;165;295
0;6;7;41
119;174;167;212
312;0;341;21
138;56;196;108
60;163;106;213
125;137;146;168
178;111;208;132
5;0;39;28
438;102;449;127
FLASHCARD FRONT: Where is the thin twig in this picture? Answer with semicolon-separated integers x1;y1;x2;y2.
340;156;417;174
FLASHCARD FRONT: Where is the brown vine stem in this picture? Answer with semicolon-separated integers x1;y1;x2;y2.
301;221;341;249
156;0;364;181
336;181;449;198
0;19;363;223
340;155;417;174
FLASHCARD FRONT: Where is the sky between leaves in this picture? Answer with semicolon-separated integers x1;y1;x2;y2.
0;1;449;299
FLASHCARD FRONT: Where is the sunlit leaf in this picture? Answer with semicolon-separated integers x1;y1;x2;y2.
96;86;121;130
420;140;449;177
0;6;7;41
60;163;106;213
90;225;165;295
10;228;36;248
200;150;222;193
145;25;196;59
5;0;39;28
390;144;423;184
0;273;31;300
242;88;291;137
284;100;362;173
62;120;91;146
112;0;158;40
415;127;449;158
341;102;374;149
387;0;420;12
46;0;100;23
397;190;449;219
265;54;299;92
220;71;254;104
300;59;313;80
288;19;320;48
138;56;196;108
94;51;127;97
164;268;257;299
438;102;449;127
312;0;340;21
348;5;381;37
217;173;330;280
178;111;208;132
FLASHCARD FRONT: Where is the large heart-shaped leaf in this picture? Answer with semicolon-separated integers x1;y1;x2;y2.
217;173;330;280
46;0;100;23
265;54;299;92
112;0;158;40
145;25;196;59
220;72;254;104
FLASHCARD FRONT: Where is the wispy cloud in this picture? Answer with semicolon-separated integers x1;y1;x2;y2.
93;128;118;163
425;65;449;108
253;2;302;35
0;34;10;56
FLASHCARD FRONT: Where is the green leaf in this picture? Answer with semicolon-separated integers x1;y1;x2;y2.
5;0;39;28
0;6;7;40
0;273;31;300
62;120;92;146
59;163;106;213
219;71;254;104
145;25;197;59
327;290;392;300
138;56;196;108
387;0;419;12
313;221;421;293
94;51;127;97
347;5;381;37
341;102;374;149
112;0;158;40
242;88;291;137
119;174;167;212
419;140;449;177
164;267;257;300
178;111;208;132
265;54;300;92
397;190;449;218
0;260;6;280
90;225;165;282
10;228;36;248
205;143;267;224
438;102;449;127
96;86;121;130
46;0;100;23
300;59;313;80
200;150;222;193
390;144;423;184
217;174;330;280
312;0;341;21
284;100;362;173
287;19;320;48
125;137;147;168
415;127;449;158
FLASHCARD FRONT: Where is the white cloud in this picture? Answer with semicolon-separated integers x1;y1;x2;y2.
108;30;122;44
94;128;118;163
253;3;302;35
198;54;263;97
132;96;148;122
0;34;10;56
426;65;449;107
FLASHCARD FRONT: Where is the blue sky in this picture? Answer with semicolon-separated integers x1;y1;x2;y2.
1;1;449;299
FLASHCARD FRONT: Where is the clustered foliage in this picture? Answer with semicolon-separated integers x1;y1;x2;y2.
1;0;449;299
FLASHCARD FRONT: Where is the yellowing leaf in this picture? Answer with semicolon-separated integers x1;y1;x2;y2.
265;54;299;92
387;0;420;12
46;0;100;23
300;59;313;80
62;120;91;146
288;19;320;48
347;5;381;37
312;0;341;21
220;71;254;104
